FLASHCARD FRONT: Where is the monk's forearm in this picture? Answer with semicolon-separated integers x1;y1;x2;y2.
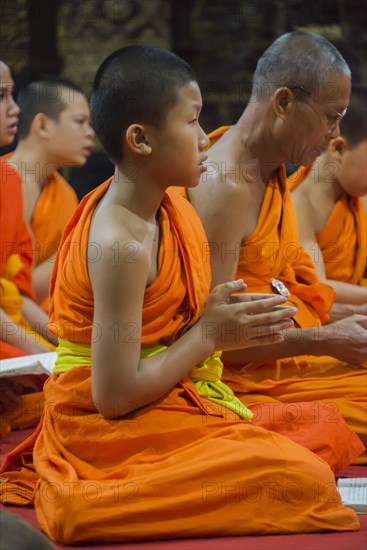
222;326;330;365
32;256;56;303
0;307;51;355
329;300;366;322
222;339;303;364
327;279;367;306
93;323;215;419
21;296;58;346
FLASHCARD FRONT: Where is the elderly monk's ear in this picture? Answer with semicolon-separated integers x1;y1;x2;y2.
273;87;294;118
125;124;152;156
328;137;347;162
32;113;51;140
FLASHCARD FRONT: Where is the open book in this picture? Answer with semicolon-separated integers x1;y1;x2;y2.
0;352;57;378
337;478;367;514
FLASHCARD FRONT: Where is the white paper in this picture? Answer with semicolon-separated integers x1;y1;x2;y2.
337;478;367;513
0;352;57;377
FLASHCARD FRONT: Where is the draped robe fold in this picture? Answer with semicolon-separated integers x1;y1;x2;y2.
289;166;367;286
30;171;79;312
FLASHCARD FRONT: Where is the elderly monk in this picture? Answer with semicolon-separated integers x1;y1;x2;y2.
290;88;367;306
188;32;367;461
5;77;95;312
0;46;361;545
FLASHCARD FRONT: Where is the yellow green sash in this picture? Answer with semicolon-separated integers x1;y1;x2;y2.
54;338;252;420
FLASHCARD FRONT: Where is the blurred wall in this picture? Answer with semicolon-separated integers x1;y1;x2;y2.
1;0;366;197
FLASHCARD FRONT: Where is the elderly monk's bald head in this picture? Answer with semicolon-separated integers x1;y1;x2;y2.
251;31;351;102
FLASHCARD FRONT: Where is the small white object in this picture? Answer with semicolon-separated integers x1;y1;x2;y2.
0;352;57;377
337;477;367;514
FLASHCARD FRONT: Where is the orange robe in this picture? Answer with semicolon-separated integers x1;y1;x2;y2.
203;129;367;461
31;171;79;312
0;159;35;303
2;154;79;312
289;166;367;285
0;159;47;435
0;180;361;544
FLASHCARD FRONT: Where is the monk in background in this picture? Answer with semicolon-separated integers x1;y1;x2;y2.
188;32;367;460
1;45;362;545
290;88;367;307
0;61;57;436
5;77;95;312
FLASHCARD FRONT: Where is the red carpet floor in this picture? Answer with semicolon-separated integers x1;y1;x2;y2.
1;429;366;550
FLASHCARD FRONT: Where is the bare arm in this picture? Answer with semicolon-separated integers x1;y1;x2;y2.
0;306;51;354
327;280;367;305
223;329;315;364
89;218;297;419
223;313;367;367
21;296;58;346
329;301;367;321
295;195;366;306
89;232;213;418
191;180;319;363
190;179;250;289
32;253;57;303
302;236;366;306
200;183;367;366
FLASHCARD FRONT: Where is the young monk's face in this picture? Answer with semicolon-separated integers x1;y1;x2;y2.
0;62;20;147
338;139;367;197
45;89;95;167
146;81;209;188
284;74;351;167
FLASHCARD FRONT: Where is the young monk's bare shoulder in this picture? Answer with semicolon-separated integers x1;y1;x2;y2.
88;190;157;281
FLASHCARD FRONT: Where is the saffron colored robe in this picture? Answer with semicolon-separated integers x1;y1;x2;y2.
31;171;78;312
204;129;367;461
0;180;361;544
289;166;367;286
0;159;50;435
3;153;79;313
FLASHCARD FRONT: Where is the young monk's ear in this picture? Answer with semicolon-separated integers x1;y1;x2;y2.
273;87;293;118
125;124;152;156
328;137;348;162
32;113;51;140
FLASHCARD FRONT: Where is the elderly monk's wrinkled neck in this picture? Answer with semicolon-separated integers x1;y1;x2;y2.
234;101;282;184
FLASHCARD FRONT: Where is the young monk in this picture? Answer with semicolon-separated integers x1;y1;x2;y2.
290;88;367;306
0;61;57;435
0;46;362;544
187;32;367;460
6;77;95;312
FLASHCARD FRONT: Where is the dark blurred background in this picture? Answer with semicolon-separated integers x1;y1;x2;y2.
1;0;366;198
